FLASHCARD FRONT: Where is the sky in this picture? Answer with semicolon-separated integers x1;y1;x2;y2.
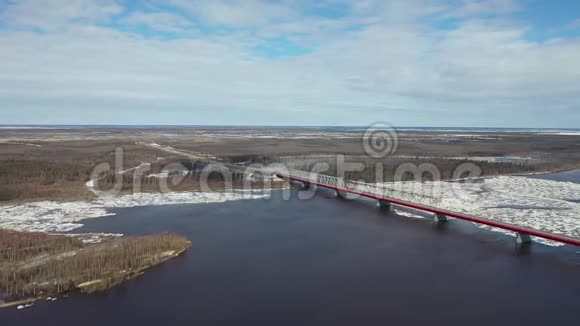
1;0;580;127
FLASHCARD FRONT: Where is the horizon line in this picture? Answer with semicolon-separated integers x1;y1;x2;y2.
1;124;580;130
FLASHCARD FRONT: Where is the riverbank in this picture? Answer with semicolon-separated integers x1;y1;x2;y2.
0;230;191;309
0;297;40;309
3;191;578;325
0;189;270;233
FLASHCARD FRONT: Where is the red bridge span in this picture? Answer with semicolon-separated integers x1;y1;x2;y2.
275;171;580;247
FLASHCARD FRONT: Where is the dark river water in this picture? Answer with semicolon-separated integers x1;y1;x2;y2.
2;186;580;325
531;168;580;184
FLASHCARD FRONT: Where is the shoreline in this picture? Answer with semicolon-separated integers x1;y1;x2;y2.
0;186;280;207
0;189;272;233
0;297;41;310
0;238;191;310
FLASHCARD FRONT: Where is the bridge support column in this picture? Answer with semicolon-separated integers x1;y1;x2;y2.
516;233;532;245
377;200;391;211
434;214;448;223
336;189;348;199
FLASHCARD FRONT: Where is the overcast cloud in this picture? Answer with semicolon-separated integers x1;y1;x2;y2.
1;0;580;127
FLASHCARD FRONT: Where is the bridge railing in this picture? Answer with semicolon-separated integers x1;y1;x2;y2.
346;180;442;206
283;169;440;206
277;169;580;247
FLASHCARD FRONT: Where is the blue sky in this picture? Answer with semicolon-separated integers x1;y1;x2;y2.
1;0;580;127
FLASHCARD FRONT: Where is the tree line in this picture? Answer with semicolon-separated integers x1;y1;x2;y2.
0;160;90;185
0;160;93;202
0;230;191;300
286;156;539;182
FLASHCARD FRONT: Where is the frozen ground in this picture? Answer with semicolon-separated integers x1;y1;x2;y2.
139;142;218;160
0;190;269;234
355;176;580;246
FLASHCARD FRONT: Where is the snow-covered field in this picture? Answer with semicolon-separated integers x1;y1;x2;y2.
355;176;580;246
0;190;269;233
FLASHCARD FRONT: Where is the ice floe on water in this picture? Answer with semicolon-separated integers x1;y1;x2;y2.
0;201;112;233
393;208;430;220
0;190;269;234
17;303;34;310
370;176;580;246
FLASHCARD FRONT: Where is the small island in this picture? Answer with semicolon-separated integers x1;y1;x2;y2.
0;229;191;309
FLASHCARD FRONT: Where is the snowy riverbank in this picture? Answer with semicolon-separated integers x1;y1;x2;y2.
0;190;270;233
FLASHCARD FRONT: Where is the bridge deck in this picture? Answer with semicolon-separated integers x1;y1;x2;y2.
277;173;580;247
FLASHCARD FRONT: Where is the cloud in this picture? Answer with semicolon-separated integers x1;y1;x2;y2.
164;0;296;27
567;18;580;29
1;0;123;29
445;0;520;18
119;11;195;33
0;0;579;127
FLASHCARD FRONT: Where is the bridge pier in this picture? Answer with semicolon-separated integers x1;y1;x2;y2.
516;233;532;245
377;200;391;211
275;172;580;248
336;189;348;199
434;214;448;223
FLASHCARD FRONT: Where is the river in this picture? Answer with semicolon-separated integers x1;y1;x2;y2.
1;178;580;325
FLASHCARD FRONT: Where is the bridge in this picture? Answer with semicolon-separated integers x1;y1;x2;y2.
275;169;580;247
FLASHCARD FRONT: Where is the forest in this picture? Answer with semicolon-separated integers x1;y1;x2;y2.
0;145;572;202
0;159;93;202
96;158;282;193
0;229;191;308
280;156;542;183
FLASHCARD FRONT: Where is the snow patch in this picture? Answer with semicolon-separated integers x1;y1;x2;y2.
17;303;34;310
366;176;580;246
393;208;428;219
0;191;269;233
